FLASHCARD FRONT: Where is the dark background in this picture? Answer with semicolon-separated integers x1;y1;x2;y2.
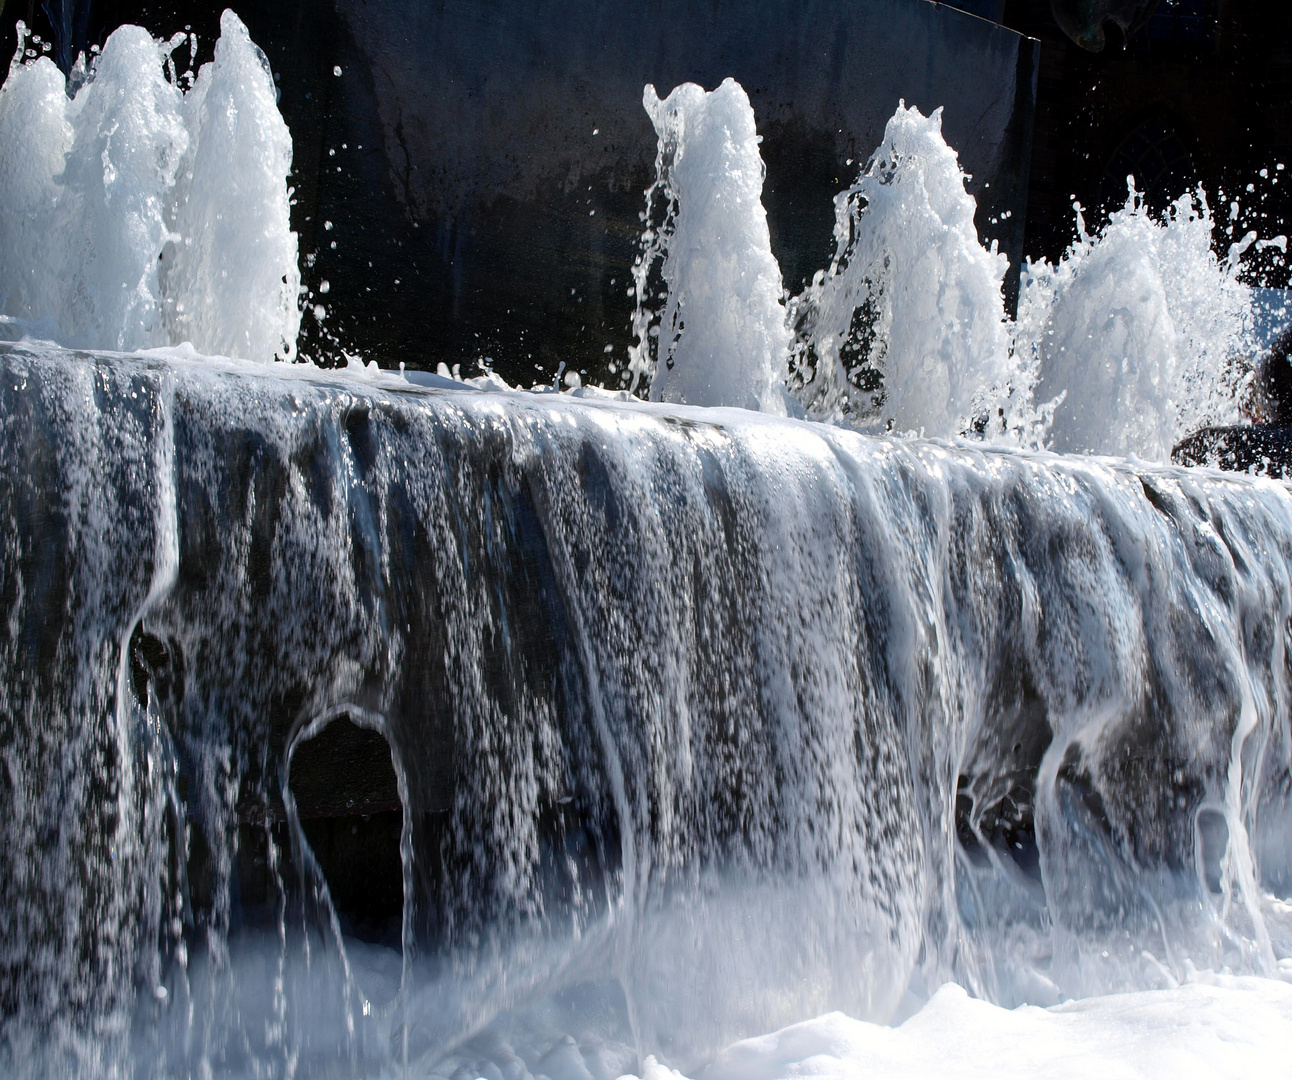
1000;0;1292;285
3;1;1290;379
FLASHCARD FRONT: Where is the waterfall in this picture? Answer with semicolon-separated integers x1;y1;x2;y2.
0;16;1290;1080
0;339;1289;1076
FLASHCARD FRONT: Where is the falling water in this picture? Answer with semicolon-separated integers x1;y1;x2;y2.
1;339;1289;1078
0;18;1289;1080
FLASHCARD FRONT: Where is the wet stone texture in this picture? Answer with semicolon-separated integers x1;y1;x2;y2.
1;342;1290;1076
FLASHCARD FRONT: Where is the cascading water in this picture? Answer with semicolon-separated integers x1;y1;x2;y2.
3;340;1290;1078
0;14;1290;1080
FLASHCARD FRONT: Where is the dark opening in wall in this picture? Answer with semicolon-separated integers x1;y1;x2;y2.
288;716;404;950
1195;806;1229;895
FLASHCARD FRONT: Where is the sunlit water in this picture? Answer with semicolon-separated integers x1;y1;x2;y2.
0;12;298;361
628;80;1259;458
0;14;1290;1080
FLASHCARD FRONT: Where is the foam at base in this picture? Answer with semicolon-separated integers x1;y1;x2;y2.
658;976;1292;1080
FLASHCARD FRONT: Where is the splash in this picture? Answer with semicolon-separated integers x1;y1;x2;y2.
788;103;1026;441
634;89;1258;459
642;979;1292;1080
1018;191;1253;459
0;39;1290;1080
628;80;791;413
0;12;299;362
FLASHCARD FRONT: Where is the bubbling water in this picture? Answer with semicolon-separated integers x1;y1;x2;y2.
0;11;299;362
628;79;792;414
632;87;1261;460
0;24;1264;455
787;103;1025;441
1019;192;1253;460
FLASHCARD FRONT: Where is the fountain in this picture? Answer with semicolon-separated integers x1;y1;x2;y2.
0;9;1289;1080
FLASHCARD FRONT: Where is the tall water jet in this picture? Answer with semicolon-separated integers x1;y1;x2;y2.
787;104;1024;439
0;23;185;352
1018;189;1252;460
159;11;301;364
629;79;791;413
0;12;299;361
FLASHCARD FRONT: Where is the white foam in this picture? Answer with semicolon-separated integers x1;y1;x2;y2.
629;79;791;413
788;103;1024;440
160;11;301;362
654;977;1292;1080
636;88;1258;459
1018;192;1252;459
0;12;298;361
